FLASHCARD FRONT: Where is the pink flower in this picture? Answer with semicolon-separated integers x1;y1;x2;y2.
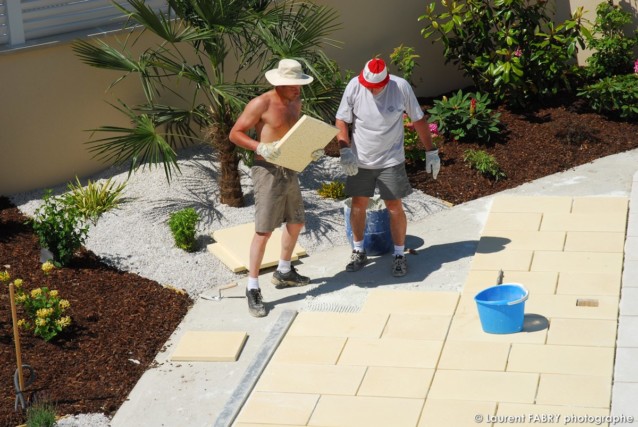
403;113;415;131
634;59;638;74
513;47;522;57
428;123;439;136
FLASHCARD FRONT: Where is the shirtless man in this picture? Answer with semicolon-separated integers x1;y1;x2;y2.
229;59;320;317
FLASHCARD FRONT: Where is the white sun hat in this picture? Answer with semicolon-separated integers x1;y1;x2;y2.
265;59;314;86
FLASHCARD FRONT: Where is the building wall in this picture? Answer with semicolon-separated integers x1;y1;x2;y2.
0;0;631;196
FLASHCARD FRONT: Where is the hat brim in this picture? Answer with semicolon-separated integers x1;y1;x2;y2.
358;72;390;89
265;69;314;86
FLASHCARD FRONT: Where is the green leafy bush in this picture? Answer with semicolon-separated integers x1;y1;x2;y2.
63;176;127;225
419;0;588;107
390;44;420;85
427;91;501;142
585;1;638;79
577;74;638;120
463;149;506;181
317;181;346;200
29;190;89;266
168;208;200;252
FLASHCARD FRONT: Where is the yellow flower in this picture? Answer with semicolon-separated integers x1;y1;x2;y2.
0;270;10;282
59;299;70;310
13;279;23;288
49;290;59;298
56;316;71;328
35;318;47;327
42;261;55;274
30;288;42;298
15;294;27;303
36;308;50;318
17;319;26;328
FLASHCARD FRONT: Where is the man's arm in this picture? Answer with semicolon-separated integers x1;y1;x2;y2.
412;117;436;151
335;119;350;149
229;97;267;151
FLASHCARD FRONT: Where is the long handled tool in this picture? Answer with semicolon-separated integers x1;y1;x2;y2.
9;283;36;411
200;282;246;301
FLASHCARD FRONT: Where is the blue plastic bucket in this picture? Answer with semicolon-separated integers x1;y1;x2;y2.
343;197;392;256
474;283;529;334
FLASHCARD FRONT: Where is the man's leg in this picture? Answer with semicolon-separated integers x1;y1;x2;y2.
246;231;270;317
384;199;408;277
346;196;369;272
272;222;310;287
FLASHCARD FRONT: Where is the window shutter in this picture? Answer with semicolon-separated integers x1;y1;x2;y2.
1;0;167;47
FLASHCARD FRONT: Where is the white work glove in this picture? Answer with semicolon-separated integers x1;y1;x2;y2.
255;141;281;161
425;149;441;179
339;148;358;176
311;149;325;161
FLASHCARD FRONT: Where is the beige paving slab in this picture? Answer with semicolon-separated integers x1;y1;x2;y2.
287;311;388;338
496;403;610;426
308;395;424;427
357;366;434;398
362;289;459;316
489;196;573;213
463;270;558;295
382;314;452;341
338;337;444;369
525;294;620;320
547;318;618;347
571;196;628;214
235;424;307;427
477;231;565;252
169;331;247;362
507;343;615;377
469;250;534;271
446;312;548;344
556;271;623;296
564;231;626;253
536;373;612;408
428;370;538;403
481;212;543;232
531;251;624;274
540;212;627;232
254;363;366;395
438;340;510;371
418;399;497;427
270;335;346;365
235;392;319;425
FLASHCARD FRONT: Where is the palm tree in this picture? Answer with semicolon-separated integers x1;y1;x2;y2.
73;0;343;207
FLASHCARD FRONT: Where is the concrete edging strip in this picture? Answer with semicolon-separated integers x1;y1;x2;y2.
212;309;298;427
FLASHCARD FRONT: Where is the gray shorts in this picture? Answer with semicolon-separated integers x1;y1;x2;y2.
345;162;413;200
252;160;305;233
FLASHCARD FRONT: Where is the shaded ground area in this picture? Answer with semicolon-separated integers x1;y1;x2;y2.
1;94;637;425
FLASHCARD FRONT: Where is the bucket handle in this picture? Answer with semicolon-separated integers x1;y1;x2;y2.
507;291;529;306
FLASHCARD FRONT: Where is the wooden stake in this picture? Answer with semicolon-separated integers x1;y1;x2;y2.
9;283;25;393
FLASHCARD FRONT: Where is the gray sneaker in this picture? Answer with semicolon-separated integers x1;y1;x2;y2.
271;265;310;288
246;288;266;317
346;250;368;272
392;255;407;277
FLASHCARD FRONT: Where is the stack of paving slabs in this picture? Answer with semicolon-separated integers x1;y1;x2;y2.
230;196;628;427
207;223;306;273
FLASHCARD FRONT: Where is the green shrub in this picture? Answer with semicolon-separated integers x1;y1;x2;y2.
168;208;200;252
577;74;638;120
419;0;588;107
427;91;501;142
63;176;127;225
26;400;57;427
390;44;420;85
29;190;89;266
317;181;346;200
585;1;638;79
463;149;506;181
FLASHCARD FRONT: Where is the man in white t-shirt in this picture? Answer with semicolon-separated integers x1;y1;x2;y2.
335;58;441;277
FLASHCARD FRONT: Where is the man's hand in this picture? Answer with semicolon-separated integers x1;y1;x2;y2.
425;149;441;179
311;149;325;162
339;148;358;176
256;142;281;161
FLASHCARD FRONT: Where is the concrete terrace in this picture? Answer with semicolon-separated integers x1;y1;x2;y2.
110;150;638;427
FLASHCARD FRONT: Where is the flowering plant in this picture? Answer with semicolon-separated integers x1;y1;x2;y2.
2;271;72;341
635;59;638;74
428;122;445;147
403;114;425;162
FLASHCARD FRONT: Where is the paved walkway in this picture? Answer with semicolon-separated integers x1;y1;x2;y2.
110;149;638;427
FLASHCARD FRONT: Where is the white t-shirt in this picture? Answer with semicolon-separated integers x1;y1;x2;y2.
335;75;424;169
